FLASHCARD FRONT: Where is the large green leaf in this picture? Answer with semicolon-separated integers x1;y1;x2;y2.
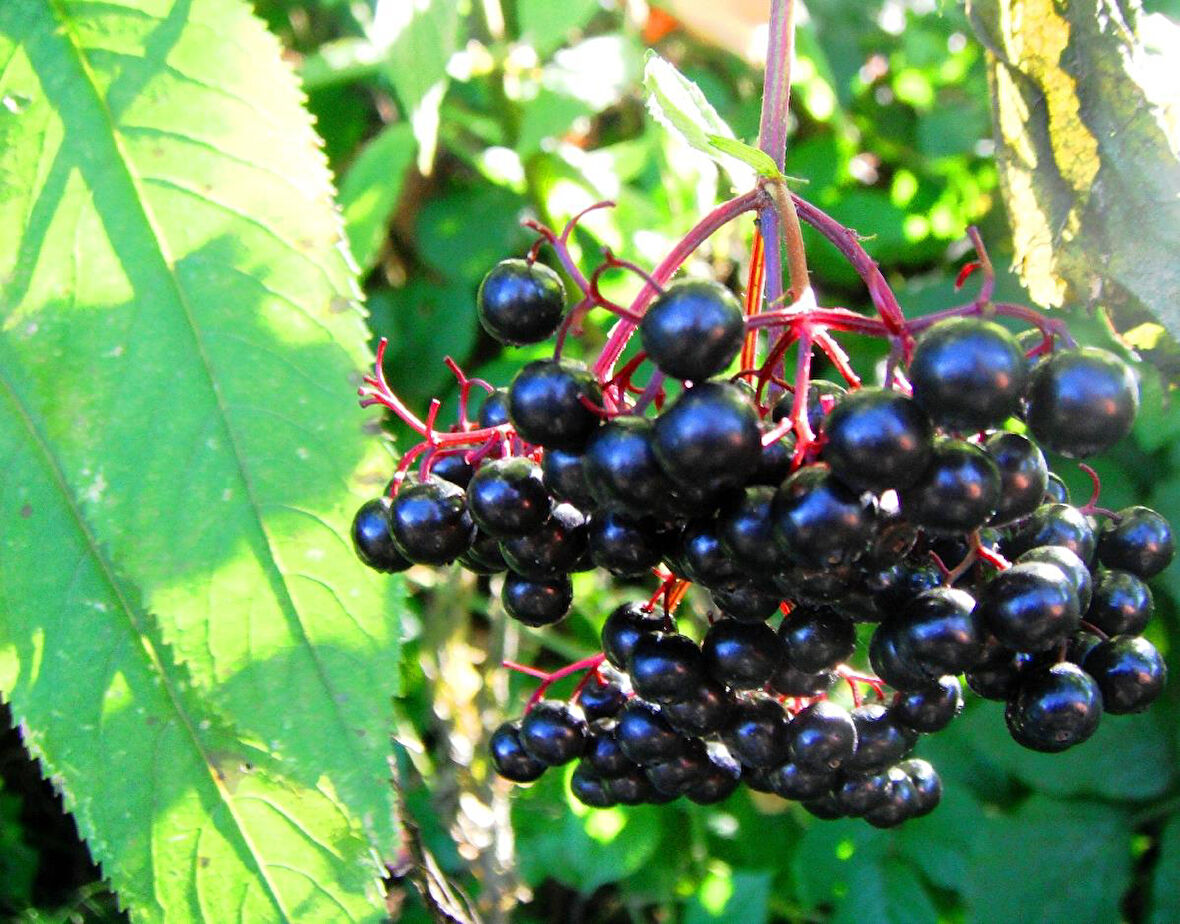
968;0;1180;338
0;0;400;919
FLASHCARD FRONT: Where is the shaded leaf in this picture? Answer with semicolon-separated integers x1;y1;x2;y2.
339;121;417;271
968;0;1180;338
684;867;772;924
0;0;400;918
1150;812;1180;924
964;796;1131;924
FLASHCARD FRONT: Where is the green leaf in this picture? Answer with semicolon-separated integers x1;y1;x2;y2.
1150;813;1180;924
515;0;601;57
684;867;772;924
642;50;755;189
0;0;400;918
968;1;1180;338
372;0;461;174
339;121;417;271
706;135;782;180
965;796;1132;924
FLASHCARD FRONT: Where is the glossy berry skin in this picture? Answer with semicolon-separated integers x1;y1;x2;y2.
615;700;687;765
778;606;856;674
769;760;837;801
773;463;878;568
501;572;573;626
583;416;670;514
430;453;474;489
984;431;1048;526
868;624;930;692
662;679;733;737
717;486;792;573
458;530;508;575
702;618;783;689
1043;472;1070;504
898;438;1001;534
519;701;587;766
686;752;742;804
895;675;964;733
790;701;857;773
639;278;745;381
890;587;983;676
1004;502;1097;565
864;765;919;828
723;694;793;769
606;771;660;806
965;640;1030;700
822;388;933;493
1083;636;1167;714
1026;347;1138;458
768;660;838;698
352;497;413;573
588;511;667;576
477;259;565;345
710;583;784;623
652;382;762;493
1098;507;1175;579
1006;662;1102;753
585;720;634;777
980;561;1081;652
466;457;551;539
1086;569;1153;636
909;317;1029;430
579;679;628;723
601;602;667;670
476;388;511;428
508;359;603;451
499;503;588;579
1017;545;1092;613
390;479;476;565
834;770;892;816
628;632;706;704
678;520;744;588
645;741;711;796
489;721;547;782
541;448;594;509
843;705;917;774
899;758;942;817
802;792;846;820
570;763;615;808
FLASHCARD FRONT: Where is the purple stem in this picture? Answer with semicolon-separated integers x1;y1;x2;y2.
757;0;796;308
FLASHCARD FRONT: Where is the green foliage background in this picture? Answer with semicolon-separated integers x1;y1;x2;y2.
0;0;1178;921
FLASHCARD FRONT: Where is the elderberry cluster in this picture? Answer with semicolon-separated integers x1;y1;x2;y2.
353;244;1173;828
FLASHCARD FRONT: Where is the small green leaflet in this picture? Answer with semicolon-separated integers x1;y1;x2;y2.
706;135;782;180
642;50;756;189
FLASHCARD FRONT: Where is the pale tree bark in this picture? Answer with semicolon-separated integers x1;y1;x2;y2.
967;0;1180;339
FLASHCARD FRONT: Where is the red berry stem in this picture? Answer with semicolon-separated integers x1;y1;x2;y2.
503;653;609;713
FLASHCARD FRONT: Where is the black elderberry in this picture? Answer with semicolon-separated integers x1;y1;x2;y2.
639;278;745;381
898;758;942;817
570;763;615;808
965;639;1030;700
834;769;892;816
894;675;964;733
1082;636;1167;714
1086;569;1154;637
601;602;667;670
863;765;920;828
710;582;784;623
888;586;982;677
822;387;933;493
458;529;509;575
351;497;413;573
606;771;661;806
1043;471;1070;504
778;606;856;674
519;701;587;766
868;623;930;692
772;379;846;435
984;431;1048;526
909;317;1029;430
790;700;857;773
588;510;668;576
645;741;712;796
585;720;635;778
578;675;628;722
508;359;603;451
476;388;512;429
1025;347;1138;458
541;447;594;509
615;700;687;765
898;437;1001;534
1003;503;1096;564
430;452;475;489
583;416;673;515
723;693;793;768
390;478;476;565
1098;506;1175;579
661;679;733;737
979;561;1081;652
477;258;566;345
489;720;547;782
1016;545;1092;613
843;704;917;774
773;463;878;568
501;572;573;626
499;503;588;579
702;618;783;689
652;381;763;493
802;792;846;820
768;760;836;801
678;519;745;588
628;632;706;704
717;485;793;574
1006;662;1102;752
767;660;838;698
466;456;551;539
685;751;742;804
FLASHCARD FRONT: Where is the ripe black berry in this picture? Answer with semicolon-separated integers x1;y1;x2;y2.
508;359;602;451
1082;636;1167;714
1025;347;1138;458
717;486;792;573
615;700;687;764
570;763;615;807
1006;662;1102;752
477;258;566;345
702;618;783;689
390;478;476;565
769;760;836;801
898;437;1001;534
773;463;878;568
652;381;762;493
541;448;594;508
723;694;793;768
661;679;733;737
352;497;412;573
466;456;551;538
979;561;1081;652
628;632;706;704
639;278;745;381
519;701;587;765
778;606;855;674
894;675;964;733
984;431;1048;526
909;317;1029;430
501;572;573;626
1086;569;1153;636
476;388;511;428
490;720;547;782
601;602;666;670
584;416;672;514
889;586;983;676
430;452;475;488
1003;502;1097;564
1097;506;1175;579
822;387;933;493
1017;545;1092;613
588;510;667;576
790;701;857;772
899;758;941;817
843;705;917;774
